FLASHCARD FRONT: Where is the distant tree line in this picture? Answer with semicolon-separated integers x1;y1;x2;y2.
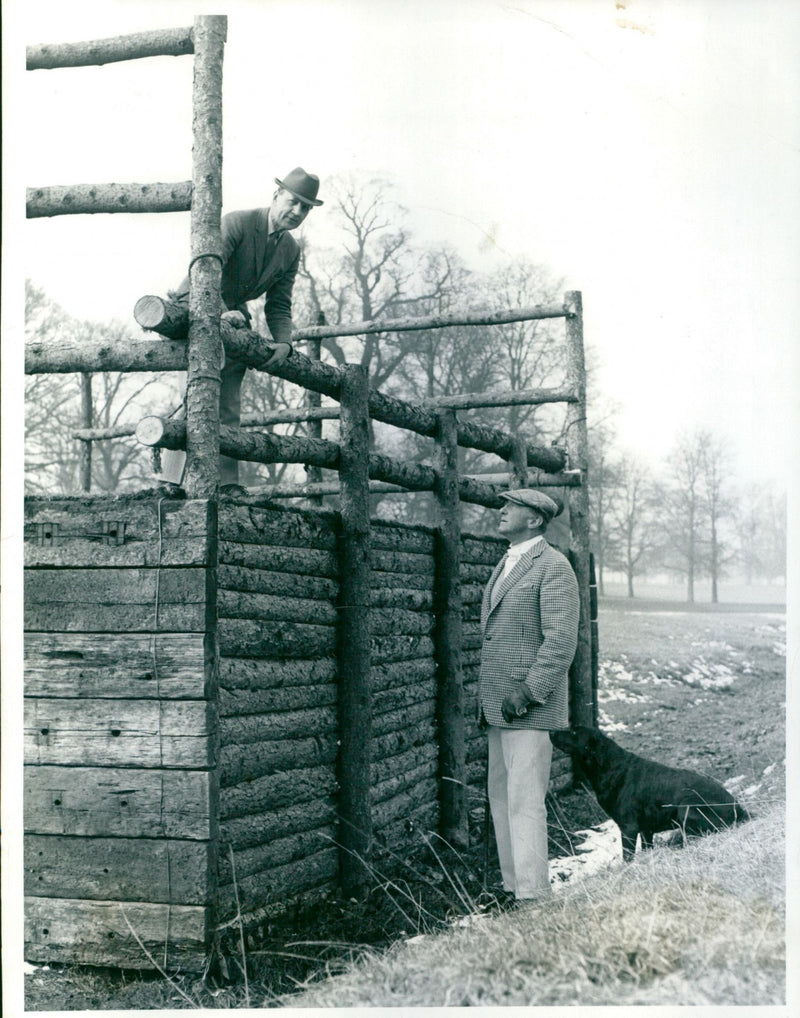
24;173;786;600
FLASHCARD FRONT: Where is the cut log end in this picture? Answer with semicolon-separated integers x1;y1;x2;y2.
134;295;168;330
135;416;167;446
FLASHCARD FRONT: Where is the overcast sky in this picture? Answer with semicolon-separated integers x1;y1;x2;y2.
5;0;800;487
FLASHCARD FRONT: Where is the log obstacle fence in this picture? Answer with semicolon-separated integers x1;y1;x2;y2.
24;14;597;972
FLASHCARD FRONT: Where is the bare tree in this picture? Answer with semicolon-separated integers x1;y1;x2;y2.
659;430;707;602
25;280;177;494
698;432;737;603
734;485;787;585
588;421;621;595
607;453;658;598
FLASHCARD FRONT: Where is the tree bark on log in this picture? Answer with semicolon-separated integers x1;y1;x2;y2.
564;291;594;730
218;656;338;690
218;541;339;578
371;698;434;737
372;679;437;716
219;827;336;884
215;849;338;917
26;182;192;218
220;765;337;819
432;409;468;848
27;27;194;69
217;564;339;601
371;634;435;664
219;734;339;786
335;365;373;896
218;590;339;626
219;504;338;550
183;16;227;498
218;682;337;718
372;721;437;762
217;619;337;659
220;799;336;851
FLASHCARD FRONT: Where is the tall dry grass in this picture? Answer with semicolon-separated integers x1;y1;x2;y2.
276;803;785;1007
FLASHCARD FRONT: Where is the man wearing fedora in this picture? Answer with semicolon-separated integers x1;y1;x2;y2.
479;488;580;903
159;167;324;492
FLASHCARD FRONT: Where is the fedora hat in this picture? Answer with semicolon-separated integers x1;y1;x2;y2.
274;167;323;207
499;488;562;520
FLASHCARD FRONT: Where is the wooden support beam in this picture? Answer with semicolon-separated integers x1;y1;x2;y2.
508;436;529;489
184;15;227;498
291;303;572;342
425;387;578;410
79;374;92;492
432;410;468;848
26;182;192;219
336;365;373;896
26;26;194;70
563;291;594;729
131;297;567;473
26;336;189;375
135;418;507;506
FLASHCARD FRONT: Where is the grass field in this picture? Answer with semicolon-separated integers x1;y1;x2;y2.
22;599;787;1009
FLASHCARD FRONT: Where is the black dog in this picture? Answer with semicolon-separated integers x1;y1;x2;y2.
550;726;750;861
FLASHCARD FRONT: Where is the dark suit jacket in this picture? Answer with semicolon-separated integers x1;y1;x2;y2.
478;539;579;730
173;208;300;345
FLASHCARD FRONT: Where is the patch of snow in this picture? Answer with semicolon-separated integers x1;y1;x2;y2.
550;820;620;887
763;762;776;776
597;707;627;732
23;962;39;975
772;642;786;657
743;783;761;797
725;774;746;788
681;657;735;689
450;911;490;929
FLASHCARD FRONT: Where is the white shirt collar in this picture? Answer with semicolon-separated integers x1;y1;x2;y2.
506;535;544;560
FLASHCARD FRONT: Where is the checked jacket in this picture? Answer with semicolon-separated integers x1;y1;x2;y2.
478;539;580;730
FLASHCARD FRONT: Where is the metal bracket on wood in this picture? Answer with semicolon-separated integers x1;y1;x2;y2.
102;521;126;546
36;523;58;546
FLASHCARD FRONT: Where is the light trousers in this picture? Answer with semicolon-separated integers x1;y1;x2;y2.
487;726;553;899
159;359;247;487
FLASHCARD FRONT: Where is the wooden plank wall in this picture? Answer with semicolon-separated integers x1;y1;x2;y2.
23;497;218;971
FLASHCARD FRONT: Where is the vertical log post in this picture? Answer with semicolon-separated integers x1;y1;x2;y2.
336;364;373;895
305;312;325;504
508;436;529;488
564;291;594;728
433;409;468;848
79;374;93;492
589;552;599;726
184;15;226;498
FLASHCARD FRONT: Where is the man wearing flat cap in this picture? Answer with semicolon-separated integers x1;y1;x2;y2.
478;488;579;903
159;167;324;492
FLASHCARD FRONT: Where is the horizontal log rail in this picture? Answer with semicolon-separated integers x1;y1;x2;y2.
27;27;194;70
130;297;567;473
135;293;573;345
27;183;193;219
425;387;578;409
135;417;505;507
291;303;574;342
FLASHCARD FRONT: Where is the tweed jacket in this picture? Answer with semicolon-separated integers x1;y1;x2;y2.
172;208;300;345
478;539;579;730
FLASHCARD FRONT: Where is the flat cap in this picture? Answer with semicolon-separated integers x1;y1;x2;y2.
499;488;562;519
